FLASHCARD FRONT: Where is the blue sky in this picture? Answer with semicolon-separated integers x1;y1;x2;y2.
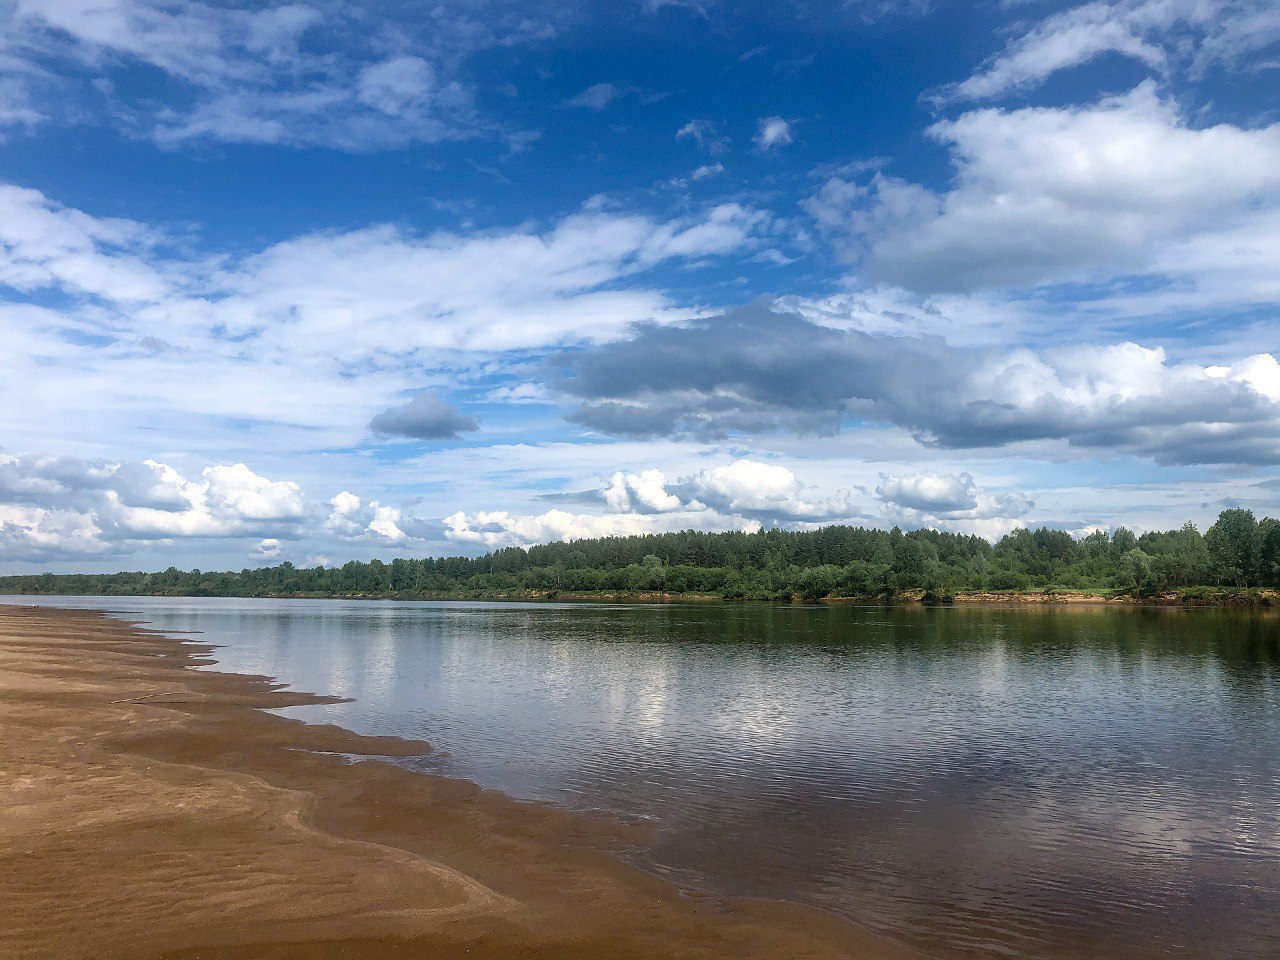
2;0;1280;572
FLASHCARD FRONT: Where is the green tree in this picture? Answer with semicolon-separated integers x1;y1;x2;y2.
894;538;939;590
1117;547;1156;594
795;564;841;601
1206;509;1258;586
1255;518;1280;588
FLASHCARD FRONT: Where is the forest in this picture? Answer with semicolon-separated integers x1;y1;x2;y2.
3;509;1279;604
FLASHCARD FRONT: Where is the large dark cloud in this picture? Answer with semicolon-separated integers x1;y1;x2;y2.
560;304;1280;465
369;394;479;440
564;304;947;439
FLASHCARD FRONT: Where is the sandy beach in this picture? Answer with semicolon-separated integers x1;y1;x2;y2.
0;604;917;960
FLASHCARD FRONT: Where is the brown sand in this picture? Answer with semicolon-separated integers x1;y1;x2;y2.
0;604;921;960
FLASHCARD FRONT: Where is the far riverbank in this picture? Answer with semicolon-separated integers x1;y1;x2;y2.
6;586;1272;607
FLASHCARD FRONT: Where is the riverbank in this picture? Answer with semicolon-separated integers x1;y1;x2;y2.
8;586;1273;606
0;604;919;960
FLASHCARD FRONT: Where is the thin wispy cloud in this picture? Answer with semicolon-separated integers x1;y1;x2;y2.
0;0;563;148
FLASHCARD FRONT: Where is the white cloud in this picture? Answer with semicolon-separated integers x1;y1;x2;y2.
604;469;684;513
1206;354;1280;401
563;82;624;110
598;459;857;522
329;490;362;518
753;116;792;150
325;491;410;543
0;184;169;301
0;67;47;133
484;382;553;404
221;202;767;354
0;503;105;558
0;451;309;558
680;459;851;520
105;461;307;538
940;0;1280;103
356;56;439;115
676;118;727;153
252;537;283;560
368;503;407;542
0;446;457;564
442;508;657;548
877;472;979;513
0;184;768;465
201;463;306;519
875;471;1032;536
785;286;1030;346
0;0;556;147
818;85;1280;293
443;457;863;548
641;0;710;15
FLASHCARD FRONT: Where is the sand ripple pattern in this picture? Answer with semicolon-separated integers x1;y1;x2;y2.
0;611;518;960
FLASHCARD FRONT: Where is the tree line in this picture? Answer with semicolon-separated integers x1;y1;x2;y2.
3;509;1279;603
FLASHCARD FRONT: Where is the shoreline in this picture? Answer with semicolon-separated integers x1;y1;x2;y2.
0;603;922;960
5;588;1278;607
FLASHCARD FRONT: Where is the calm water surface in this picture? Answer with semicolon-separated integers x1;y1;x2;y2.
11;596;1279;960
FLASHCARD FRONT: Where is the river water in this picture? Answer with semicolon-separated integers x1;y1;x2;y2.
10;596;1279;959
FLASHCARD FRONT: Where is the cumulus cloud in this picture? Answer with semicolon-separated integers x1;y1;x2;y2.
0;451;308;559
442;457;863;548
102;462;307;538
753;116;792;150
0;504;105;560
325;491;411;543
601;460;852;522
562;304;1280;464
442;508;658;548
603;469;684;513
324;491;365;538
0;446;453;563
252;537;283;560
809;85;1280;293
368;503;407;542
369;394;479;440
440;501;774;550
939;0;1280;104
876;472;980;514
875;471;1032;535
676;460;852;520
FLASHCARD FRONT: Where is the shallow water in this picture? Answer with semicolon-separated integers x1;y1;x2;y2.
10;596;1279;960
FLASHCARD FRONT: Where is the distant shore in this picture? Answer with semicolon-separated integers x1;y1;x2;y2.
0;603;918;960
6;587;1275;607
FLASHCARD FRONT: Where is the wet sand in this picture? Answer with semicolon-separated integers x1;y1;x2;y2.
0;604;919;960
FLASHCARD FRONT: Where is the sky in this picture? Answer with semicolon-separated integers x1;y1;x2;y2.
2;0;1280;573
